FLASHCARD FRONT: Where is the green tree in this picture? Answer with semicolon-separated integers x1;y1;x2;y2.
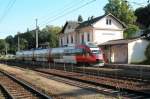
104;0;136;24
104;0;139;38
124;24;139;38
135;4;150;29
42;25;61;47
5;35;16;54
0;39;6;55
4;25;61;54
78;15;83;23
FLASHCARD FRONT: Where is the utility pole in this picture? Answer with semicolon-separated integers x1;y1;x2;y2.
5;42;7;55
17;32;20;51
35;18;38;48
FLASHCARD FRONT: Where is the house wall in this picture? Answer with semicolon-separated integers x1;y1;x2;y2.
93;16;123;30
64;23;76;34
94;30;123;45
59;15;125;46
128;39;149;63
93;16;124;45
77;27;94;44
59;32;76;46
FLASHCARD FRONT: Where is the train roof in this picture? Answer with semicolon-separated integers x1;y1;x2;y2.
16;43;98;53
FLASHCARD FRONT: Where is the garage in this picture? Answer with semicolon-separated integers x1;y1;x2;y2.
99;38;149;64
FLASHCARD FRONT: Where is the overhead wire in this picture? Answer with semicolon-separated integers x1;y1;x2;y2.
28;0;84;30
39;0;84;24
0;0;16;23
39;0;96;27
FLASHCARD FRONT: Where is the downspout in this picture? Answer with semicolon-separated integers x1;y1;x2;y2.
109;45;111;63
127;44;129;64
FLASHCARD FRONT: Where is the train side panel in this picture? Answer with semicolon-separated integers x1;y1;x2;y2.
34;49;49;62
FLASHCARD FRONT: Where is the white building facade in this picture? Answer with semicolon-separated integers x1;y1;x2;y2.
59;13;126;46
99;38;149;64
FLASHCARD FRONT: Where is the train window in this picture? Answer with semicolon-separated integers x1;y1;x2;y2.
76;49;84;55
91;50;100;54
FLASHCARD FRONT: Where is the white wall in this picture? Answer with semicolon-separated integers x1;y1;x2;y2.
93;15;124;45
128;39;149;63
64;23;76;34
94;30;123;45
59;15;125;46
78;32;93;44
59;33;76;46
93;16;124;30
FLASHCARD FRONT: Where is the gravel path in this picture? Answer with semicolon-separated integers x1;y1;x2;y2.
0;64;115;99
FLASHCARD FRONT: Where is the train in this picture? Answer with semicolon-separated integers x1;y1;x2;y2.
16;43;104;66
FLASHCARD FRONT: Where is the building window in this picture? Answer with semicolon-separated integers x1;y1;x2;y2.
109;19;111;25
61;38;63;46
106;19;109;25
68;25;71;29
71;36;73;43
106;19;111;25
67;36;69;44
87;33;90;42
81;34;84;44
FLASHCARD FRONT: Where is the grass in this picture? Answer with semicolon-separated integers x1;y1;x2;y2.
138;60;150;65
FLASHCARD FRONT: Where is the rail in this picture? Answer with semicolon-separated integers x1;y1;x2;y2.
0;70;51;99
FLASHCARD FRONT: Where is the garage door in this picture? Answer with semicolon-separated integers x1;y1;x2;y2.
111;45;128;63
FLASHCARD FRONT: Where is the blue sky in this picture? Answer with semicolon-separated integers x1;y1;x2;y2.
0;0;148;39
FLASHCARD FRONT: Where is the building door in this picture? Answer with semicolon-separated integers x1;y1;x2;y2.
111;45;128;63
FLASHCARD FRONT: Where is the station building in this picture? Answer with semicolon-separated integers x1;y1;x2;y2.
59;13;149;64
59;13;126;46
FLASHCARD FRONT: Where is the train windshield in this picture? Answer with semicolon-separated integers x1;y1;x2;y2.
91;50;100;54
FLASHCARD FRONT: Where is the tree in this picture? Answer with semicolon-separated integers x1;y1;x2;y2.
0;39;6;55
135;4;150;29
104;0;138;38
5;35;16;53
42;25;61;47
124;24;139;38
3;25;61;54
77;15;83;23
104;0;136;24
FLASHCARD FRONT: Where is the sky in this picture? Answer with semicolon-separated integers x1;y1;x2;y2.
0;0;148;39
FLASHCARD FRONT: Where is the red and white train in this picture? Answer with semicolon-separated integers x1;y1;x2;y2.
16;43;104;66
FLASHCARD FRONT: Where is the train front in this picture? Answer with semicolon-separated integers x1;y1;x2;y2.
89;47;104;66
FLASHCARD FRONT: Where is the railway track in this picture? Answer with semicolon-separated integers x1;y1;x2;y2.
38;71;149;99
2;60;150;98
0;70;51;99
0;84;12;99
34;68;150;99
